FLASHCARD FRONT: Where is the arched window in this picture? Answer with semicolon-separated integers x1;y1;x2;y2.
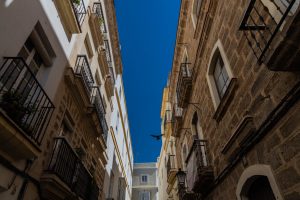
207;40;234;109
213;54;230;98
236;165;283;200
192;0;202;28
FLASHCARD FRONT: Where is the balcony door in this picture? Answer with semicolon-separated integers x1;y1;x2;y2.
241;176;276;200
191;112;207;167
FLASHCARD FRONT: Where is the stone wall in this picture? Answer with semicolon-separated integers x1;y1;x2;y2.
169;0;300;199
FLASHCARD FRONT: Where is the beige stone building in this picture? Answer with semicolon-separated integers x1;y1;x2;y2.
159;0;300;199
0;0;125;199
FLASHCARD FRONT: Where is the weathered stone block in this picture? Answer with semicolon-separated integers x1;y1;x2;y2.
276;167;300;190
280;113;300;138
280;133;300;162
284;191;300;200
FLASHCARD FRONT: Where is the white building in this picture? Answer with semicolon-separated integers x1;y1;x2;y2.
0;0;133;199
132;163;159;200
104;75;134;200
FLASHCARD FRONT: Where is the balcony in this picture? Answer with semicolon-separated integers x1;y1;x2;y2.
240;0;300;70
167;155;177;184
104;67;115;98
74;55;94;95
98;50;110;78
89;15;104;50
91;87;108;143
171;105;183;137
176;63;193;108
0;57;54;159
186;139;213;194
41;137;99;200
93;2;108;34
54;0;86;34
104;40;113;64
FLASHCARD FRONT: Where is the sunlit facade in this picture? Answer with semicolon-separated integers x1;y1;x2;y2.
0;0;132;199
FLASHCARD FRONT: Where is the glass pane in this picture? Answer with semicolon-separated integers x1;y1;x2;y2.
33;52;43;68
221;65;229;81
196;0;202;16
217;75;225;89
18;47;29;60
25;38;34;52
29;60;39;75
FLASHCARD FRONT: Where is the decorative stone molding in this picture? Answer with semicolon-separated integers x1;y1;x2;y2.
221;116;256;162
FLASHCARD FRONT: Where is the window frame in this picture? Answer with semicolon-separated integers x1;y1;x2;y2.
140;174;148;184
139;191;150;200
236;165;284;200
191;0;203;29
206;40;234;110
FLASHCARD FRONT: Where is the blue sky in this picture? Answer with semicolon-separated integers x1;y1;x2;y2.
115;0;180;163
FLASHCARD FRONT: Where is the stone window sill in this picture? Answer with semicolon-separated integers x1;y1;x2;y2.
213;78;238;122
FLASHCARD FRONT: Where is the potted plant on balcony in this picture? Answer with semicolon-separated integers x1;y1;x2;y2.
0;90;37;125
72;0;81;5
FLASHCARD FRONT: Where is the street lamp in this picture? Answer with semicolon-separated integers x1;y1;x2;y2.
176;168;187;200
176;168;186;186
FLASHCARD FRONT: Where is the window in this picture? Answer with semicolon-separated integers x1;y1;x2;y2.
59;110;75;136
191;112;204;139
213;55;230;98
207;40;234;109
141;175;148;183
139;191;150;200
18;22;55;73
191;112;207;166
95;70;101;86
192;0;202;27
103;95;107;110
84;34;94;59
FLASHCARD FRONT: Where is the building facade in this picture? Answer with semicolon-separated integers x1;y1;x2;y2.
0;0;132;200
159;0;300;200
158;84;180;200
132;163;159;200
103;74;134;200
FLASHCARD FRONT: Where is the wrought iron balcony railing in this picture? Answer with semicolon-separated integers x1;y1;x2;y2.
70;0;87;28
239;0;297;63
0;57;54;145
186;139;213;194
47;137;99;200
104;40;112;63
74;55;94;94
91;87;108;142
93;2;108;33
177;63;193;108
